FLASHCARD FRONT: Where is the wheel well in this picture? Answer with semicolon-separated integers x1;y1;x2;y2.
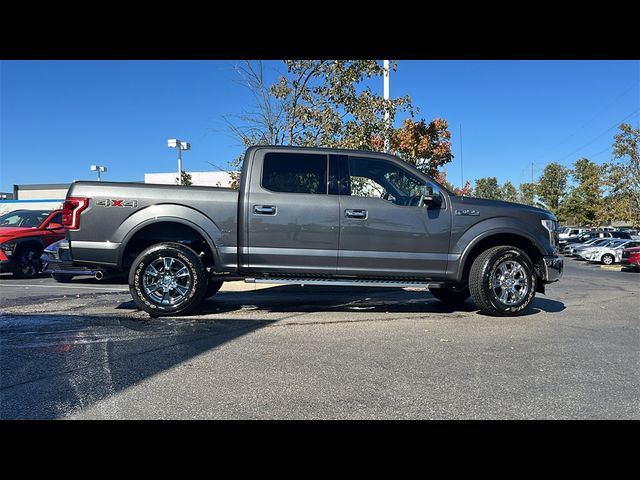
121;222;215;271
461;233;543;282
15;240;43;253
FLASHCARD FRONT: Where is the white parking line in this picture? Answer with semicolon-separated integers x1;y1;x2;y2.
0;284;129;292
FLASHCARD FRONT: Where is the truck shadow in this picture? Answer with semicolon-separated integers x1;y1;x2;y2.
1;287;566;419
204;285;565;316
116;284;565;316
0;313;275;419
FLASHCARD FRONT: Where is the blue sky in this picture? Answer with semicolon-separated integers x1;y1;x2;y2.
1;60;638;193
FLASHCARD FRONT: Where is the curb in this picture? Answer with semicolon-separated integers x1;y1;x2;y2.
599;265;622;271
220;281;276;292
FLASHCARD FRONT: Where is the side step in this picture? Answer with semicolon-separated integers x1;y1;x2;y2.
244;277;445;289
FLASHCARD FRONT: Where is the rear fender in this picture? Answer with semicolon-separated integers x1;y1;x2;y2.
115;204;223;269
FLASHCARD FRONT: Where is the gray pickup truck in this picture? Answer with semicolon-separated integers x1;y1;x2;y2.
63;145;563;317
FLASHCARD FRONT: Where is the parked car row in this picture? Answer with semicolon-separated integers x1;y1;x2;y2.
560;227;640;269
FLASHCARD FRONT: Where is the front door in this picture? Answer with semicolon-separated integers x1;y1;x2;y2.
246;150;340;275
337;155;451;278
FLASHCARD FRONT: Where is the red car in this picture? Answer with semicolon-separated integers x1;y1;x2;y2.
621;246;640;271
0;209;65;278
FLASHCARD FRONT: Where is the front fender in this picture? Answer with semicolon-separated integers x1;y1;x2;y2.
115;204;223;268
451;217;550;281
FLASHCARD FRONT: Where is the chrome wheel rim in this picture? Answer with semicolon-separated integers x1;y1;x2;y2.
602;255;613;265
491;259;529;306
142;256;192;306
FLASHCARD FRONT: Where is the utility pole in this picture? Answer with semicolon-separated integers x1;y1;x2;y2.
383;60;390;152
531;160;534;184
459;124;463;188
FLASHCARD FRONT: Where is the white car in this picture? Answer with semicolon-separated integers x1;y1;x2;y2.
559;227;589;240
583;240;640;264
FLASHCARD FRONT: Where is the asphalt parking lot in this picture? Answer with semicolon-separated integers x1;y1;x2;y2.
1;259;638;420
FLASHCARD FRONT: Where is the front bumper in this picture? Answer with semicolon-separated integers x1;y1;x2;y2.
0;258;16;272
542;255;563;282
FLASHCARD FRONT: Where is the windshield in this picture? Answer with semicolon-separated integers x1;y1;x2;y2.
604;240;626;248
0;210;51;228
585;238;606;245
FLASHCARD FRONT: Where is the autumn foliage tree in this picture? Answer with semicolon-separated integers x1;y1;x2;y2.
225;60;456;186
391;118;453;178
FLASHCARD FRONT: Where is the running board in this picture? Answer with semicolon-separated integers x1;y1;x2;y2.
244;277;445;289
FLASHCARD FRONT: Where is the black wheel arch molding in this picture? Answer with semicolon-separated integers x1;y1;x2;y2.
451;225;553;284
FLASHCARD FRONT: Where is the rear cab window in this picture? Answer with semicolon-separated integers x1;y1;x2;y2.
261;152;328;194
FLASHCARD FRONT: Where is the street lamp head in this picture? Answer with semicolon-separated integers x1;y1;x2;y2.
168;138;179;148
180;141;191;151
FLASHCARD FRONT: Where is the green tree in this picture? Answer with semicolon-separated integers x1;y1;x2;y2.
224;60;454;176
501;181;518;203
518;182;537;206
537;162;568;214
474;177;501;200
599;123;640;226
175;170;193;186
558;158;601;226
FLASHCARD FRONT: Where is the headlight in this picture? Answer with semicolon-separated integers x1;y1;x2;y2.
541;219;558;247
0;241;17;257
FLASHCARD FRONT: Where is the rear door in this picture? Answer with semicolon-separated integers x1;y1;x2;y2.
245;150;340;275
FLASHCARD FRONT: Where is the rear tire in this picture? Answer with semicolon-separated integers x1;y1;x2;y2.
469;245;537;316
13;247;42;279
129;242;208;317
52;273;74;283
429;284;470;304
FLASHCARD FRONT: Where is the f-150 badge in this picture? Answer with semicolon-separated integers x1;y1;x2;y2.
455;209;480;216
95;199;138;208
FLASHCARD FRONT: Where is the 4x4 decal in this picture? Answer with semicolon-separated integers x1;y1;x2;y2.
95;199;138;208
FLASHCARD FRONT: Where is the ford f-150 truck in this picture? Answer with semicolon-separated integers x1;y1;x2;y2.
63;146;563;317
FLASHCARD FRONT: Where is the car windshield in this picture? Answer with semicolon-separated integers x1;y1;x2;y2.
606;240;626;248
585;238;604;245
0;210;51;228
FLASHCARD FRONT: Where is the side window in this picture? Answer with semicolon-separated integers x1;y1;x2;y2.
49;213;63;225
348;157;426;207
262;152;328;194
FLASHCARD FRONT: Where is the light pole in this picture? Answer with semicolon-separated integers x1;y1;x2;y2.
168;138;191;185
90;165;107;181
383;60;390;152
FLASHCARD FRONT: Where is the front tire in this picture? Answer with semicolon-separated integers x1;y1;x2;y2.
429;284;470;304
601;253;615;265
129;242;208;317
469;245;537;316
13;247;42;279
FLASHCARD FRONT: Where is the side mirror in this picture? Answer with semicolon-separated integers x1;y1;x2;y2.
47;223;64;230
420;184;442;206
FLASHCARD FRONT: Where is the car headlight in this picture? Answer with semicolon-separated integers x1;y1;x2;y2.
541;219;558;248
0;241;17;257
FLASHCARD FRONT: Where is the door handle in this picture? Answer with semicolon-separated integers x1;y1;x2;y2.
345;209;367;219
254;205;276;215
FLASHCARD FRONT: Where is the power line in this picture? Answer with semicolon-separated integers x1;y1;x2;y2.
525;81;639;167
551;81;638;149
550;108;640;166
